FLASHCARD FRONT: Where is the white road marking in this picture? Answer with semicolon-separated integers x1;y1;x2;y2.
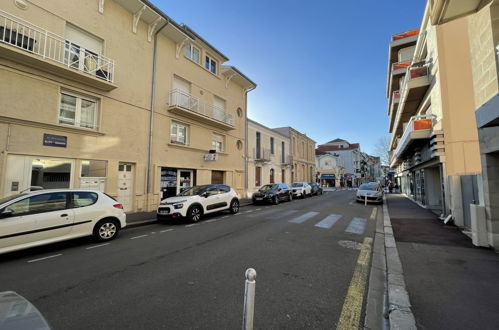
289;211;320;224
370;208;377;220
160;229;173;233
345;217;367;235
222;216;229;218
130;234;148;239
86;243;110;250
27;254;62;263
315;214;343;229
349;201;353;205
206;219;220;223
151;232;156;234
269;210;298;220
255;208;262;211
185;224;198;227
244;210;253;213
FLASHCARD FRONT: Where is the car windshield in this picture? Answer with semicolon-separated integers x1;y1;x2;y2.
359;184;378;191
292;183;303;187
0;193;28;205
259;184;276;192
178;185;211;196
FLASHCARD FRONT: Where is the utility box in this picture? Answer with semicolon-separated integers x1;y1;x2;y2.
470;204;488;247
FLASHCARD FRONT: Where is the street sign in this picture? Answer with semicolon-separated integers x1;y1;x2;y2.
204;153;217;161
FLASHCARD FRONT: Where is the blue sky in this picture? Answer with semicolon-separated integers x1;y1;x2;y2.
154;0;426;154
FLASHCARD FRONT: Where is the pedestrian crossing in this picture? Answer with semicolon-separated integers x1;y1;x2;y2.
314;214;342;229
345;217;367;234
289;211;320;224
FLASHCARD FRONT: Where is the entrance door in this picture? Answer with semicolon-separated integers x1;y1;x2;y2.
118;163;134;212
461;175;479;228
211;171;224;184
178;170;193;194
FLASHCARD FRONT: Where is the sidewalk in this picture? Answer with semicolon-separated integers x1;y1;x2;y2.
125;198;253;227
385;194;499;329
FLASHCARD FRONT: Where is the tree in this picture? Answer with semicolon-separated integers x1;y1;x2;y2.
373;136;390;166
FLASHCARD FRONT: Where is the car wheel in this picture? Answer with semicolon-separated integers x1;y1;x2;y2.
273;196;279;205
187;205;202;223
93;218;120;242
230;199;240;214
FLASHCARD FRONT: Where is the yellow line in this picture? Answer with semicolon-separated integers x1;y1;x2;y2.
370;208;377;220
336;237;373;330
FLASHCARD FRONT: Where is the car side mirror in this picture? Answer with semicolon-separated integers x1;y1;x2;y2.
0;209;13;218
278;188;282;192
202;192;209;198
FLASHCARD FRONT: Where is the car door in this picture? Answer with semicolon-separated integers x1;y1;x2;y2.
203;187;221;213
0;192;74;250
217;185;231;209
277;184;286;200
70;191;100;235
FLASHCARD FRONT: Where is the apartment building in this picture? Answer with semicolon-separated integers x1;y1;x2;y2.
428;0;499;249
317;139;361;187
315;149;345;187
272;126;316;183
387;3;482;232
0;0;254;212
246;119;291;196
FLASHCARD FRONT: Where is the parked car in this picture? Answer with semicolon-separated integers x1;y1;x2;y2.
291;182;312;198
0;189;127;255
0;291;52;329
252;183;292;205
356;183;383;204
309;183;323;196
157;184;239;223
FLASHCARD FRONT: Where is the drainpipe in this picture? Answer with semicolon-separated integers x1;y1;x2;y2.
146;19;169;211
244;86;256;198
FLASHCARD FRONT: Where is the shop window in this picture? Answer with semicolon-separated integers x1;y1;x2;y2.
59;92;98;130
81;160;106;177
31;158;72;189
171;121;188;145
212;133;224;152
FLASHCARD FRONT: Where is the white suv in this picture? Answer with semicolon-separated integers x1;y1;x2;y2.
0;189;126;255
157;184;240;222
291;182;312;198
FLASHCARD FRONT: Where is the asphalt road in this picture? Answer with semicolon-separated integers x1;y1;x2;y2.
0;190;379;330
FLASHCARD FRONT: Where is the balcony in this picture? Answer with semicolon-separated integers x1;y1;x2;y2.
0;10;116;91
168;89;235;130
392;63;431;137
388;90;400;132
390;115;434;167
430;0;484;25
253;148;271;162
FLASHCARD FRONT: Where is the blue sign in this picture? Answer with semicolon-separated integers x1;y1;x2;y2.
321;174;336;179
43;134;67;148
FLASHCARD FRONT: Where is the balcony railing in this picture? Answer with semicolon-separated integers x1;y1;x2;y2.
391;114;435;166
391;60;411;73
391;29;420;42
0;10;114;82
169;89;234;127
253;148;271;162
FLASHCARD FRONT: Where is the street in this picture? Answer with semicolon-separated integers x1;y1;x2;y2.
0;190;379;329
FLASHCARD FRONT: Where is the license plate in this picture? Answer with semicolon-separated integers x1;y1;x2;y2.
255;197;263;200
158;209;169;215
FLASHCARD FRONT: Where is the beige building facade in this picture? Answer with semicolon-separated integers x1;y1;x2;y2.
0;0;254;212
273;126;316;183
315;150;345;187
246;119;291;197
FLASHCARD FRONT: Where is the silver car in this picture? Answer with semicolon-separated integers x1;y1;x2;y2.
356;183;383;204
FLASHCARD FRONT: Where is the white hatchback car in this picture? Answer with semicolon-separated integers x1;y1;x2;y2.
157;184;240;223
291;182;312;198
0;189;126;254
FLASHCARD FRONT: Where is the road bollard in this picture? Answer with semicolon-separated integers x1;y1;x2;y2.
365;194;367;206
242;268;257;330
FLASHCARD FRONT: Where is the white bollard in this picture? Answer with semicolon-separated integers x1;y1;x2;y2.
242;268;257;330
365;194;367;206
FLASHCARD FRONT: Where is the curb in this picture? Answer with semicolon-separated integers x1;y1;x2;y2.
382;195;417;329
124;201;254;229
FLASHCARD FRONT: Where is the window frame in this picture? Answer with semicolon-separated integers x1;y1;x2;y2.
185;43;201;64
212;133;225;152
2;192;70;217
170;121;189;145
59;91;99;130
71;191;99;208
270;137;275;154
204;54;218;75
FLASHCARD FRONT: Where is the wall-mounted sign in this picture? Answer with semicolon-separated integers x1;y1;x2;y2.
204;153;217;161
43;134;67;148
321;174;336;179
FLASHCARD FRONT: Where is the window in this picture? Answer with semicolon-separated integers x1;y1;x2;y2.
81;160;106;177
270;169;275;184
185;43;200;63
270;137;274;154
281;141;285;163
205;54;217;74
212;133;224;152
256;132;261;159
64;24;103;76
59;92;98;129
4;192;68;216
72;192;98;208
171;121;188;145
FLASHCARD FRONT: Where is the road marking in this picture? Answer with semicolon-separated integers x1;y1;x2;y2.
205;219;220;223
345;217;367;235
130;234;148;239
315;214;342;229
348;201;353;205
27;254;62;263
289;211;319;224
244;210;253;213
185;223;199;227
222;216;229;218
269;210;298;220
336;237;373;330
160;229;173;233
86;243;110;250
370;208;377;220
255;208;262;211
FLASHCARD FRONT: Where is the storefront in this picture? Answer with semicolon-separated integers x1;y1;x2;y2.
320;174;336;187
160;167;195;199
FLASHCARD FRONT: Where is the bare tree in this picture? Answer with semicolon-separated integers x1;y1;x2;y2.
373;136;390;166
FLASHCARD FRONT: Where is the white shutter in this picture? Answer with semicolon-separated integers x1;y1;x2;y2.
173;76;191;93
65;24;103;54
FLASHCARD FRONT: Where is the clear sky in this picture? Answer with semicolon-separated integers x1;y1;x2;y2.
153;0;426;155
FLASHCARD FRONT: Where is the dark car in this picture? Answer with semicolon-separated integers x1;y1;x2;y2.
252;183;292;205
309;183;323;196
